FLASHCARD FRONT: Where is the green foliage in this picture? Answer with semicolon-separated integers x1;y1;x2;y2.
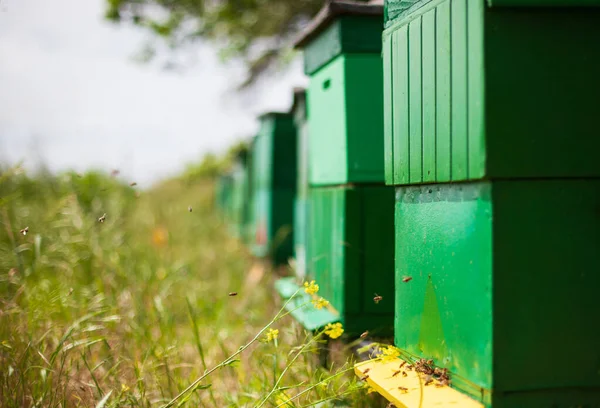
0;166;384;407
182;140;250;183
103;0;324;85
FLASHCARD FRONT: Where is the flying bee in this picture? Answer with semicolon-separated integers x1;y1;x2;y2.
360;375;369;381
424;375;434;386
228;292;238;296
20;227;29;236
363;368;370;374
360;331;369;339
398;386;408;393
188;206;193;213
130;182;137;187
392;369;402;377
98;213;106;223
373;293;383;304
402;371;407;377
68;288;74;296
402;276;413;283
399;361;407;368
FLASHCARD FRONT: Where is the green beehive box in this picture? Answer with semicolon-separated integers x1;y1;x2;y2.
295;1;386;186
307;185;396;335
250;113;297;265
382;0;600;185
229;148;250;238
293;89;310;278
215;173;233;215
394;180;600;406
242;140;255;245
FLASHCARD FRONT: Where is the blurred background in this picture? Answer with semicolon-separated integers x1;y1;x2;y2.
0;0;311;185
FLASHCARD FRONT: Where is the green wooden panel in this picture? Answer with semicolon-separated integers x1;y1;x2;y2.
395;183;493;400
215;174;233;213
485;7;600;179
383;1;600;185
249;113;297;264
408;17;422;183
435;0;451;182
391;25;409;185
383;33;395;185
293;198;308;279
344;54;385;184
229;162;248;238
467;0;485;179
421;9;436;183
270;188;295;266
450;0;468;181
243;142;255;244
295;94;309;198
252;121;272;190
251;188;271;258
272;115;297;190
308;54;385;186
308;57;347;185
395;180;600;406
308;185;395;335
302;16;383;76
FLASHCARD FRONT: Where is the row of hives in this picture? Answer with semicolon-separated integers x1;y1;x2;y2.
215;1;600;407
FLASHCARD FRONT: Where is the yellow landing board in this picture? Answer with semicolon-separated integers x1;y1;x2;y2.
354;360;484;408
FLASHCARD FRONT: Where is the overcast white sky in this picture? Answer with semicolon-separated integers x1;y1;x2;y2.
0;0;306;185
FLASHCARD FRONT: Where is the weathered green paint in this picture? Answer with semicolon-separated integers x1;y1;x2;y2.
302;15;383;76
250;114;297;264
395;180;600;406
384;0;422;26
383;0;600;185
308;185;395;335
307;54;385;185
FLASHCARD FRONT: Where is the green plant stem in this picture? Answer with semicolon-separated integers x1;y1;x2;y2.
162;287;303;408
274;365;357;408
254;330;324;408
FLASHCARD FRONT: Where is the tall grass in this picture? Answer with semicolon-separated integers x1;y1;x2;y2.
0;167;383;407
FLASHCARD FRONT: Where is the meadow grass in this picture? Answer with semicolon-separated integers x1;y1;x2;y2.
0;167;386;407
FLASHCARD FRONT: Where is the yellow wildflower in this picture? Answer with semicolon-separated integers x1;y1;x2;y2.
312;297;329;309
265;328;279;342
324;322;344;339
380;345;401;363
304;280;319;295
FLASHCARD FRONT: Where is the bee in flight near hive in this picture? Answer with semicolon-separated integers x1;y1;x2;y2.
373;293;383;304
